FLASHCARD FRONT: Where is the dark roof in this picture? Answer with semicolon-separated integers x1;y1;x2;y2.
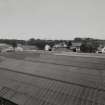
72;42;82;47
0;52;105;105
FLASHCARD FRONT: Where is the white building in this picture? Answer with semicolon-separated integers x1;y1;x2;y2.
96;46;105;53
70;42;82;52
53;42;67;48
15;46;23;52
45;44;51;51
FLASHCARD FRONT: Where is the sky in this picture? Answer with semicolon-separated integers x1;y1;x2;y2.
0;0;105;40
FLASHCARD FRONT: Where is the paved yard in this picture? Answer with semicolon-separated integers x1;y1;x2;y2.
0;51;105;105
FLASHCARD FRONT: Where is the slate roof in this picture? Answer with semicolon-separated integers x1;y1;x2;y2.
71;42;82;47
0;52;105;105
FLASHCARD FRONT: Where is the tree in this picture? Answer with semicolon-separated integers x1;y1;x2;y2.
27;38;46;50
74;37;83;42
35;39;46;50
67;41;72;49
27;38;36;45
80;41;100;53
80;42;87;53
11;41;17;51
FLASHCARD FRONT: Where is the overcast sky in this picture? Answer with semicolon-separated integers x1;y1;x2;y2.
0;0;105;40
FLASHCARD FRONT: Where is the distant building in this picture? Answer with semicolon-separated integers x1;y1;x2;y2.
0;43;38;52
96;45;105;53
17;44;38;51
52;42;67;51
53;42;67;48
15;46;23;52
101;47;105;53
45;44;51;51
0;43;13;53
70;42;82;52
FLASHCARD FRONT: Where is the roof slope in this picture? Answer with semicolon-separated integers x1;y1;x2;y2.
0;52;105;105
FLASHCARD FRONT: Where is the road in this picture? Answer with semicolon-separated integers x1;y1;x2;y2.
0;51;105;105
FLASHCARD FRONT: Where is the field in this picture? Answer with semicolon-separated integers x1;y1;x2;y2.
0;51;105;105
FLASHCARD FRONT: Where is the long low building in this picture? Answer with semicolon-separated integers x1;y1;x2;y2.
0;43;12;52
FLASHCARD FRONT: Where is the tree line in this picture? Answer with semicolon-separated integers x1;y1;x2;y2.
74;38;105;53
0;37;105;52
